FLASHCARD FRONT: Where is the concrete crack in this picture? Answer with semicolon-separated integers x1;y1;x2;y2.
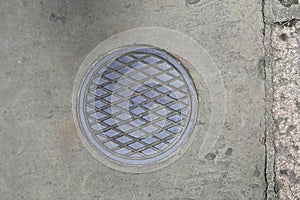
261;0;277;199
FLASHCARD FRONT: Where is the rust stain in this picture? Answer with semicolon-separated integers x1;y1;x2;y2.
46;117;83;163
171;52;201;99
55;117;80;148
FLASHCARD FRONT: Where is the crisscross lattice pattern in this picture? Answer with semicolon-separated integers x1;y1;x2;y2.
79;47;197;165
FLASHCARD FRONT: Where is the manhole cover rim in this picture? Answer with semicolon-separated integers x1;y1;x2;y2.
73;45;200;172
77;45;198;167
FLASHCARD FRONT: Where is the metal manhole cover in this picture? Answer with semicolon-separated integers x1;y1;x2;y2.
75;45;197;172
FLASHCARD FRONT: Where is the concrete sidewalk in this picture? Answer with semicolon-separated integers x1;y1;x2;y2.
0;0;299;199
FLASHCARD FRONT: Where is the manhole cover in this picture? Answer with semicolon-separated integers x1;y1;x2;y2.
74;45;198;172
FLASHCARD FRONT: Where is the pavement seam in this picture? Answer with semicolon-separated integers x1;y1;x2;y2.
262;0;277;199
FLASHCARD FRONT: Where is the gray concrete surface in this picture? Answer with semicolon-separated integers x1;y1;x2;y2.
0;0;269;199
279;0;299;7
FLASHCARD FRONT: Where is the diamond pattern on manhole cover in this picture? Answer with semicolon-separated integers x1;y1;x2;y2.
76;46;197;170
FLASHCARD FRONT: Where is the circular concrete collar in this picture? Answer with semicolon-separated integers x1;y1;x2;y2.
72;27;226;173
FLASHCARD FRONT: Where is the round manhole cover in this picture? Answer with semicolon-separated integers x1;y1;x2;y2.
74;45;198;172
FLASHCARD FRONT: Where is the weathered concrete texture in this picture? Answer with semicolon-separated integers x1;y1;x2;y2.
263;1;300;199
264;0;300;24
271;19;300;200
279;0;299;7
0;0;265;199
